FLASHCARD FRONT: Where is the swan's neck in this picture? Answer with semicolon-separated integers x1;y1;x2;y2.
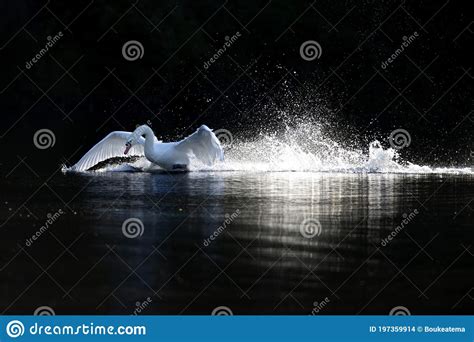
136;125;155;154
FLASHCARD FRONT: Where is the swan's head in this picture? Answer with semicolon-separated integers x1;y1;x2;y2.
124;139;133;155
124;134;138;155
124;125;150;155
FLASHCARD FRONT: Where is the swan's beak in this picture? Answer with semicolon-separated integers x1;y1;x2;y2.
124;143;132;155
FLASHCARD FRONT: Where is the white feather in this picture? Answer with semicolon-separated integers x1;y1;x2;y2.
69;131;147;172
68;125;224;172
175;125;224;165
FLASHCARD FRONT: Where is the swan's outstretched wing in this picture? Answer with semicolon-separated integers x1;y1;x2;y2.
69;131;147;172
175;125;224;165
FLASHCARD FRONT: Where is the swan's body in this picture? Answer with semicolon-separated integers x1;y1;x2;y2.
68;125;224;172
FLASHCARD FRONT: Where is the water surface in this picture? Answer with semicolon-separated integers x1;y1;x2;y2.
0;171;473;314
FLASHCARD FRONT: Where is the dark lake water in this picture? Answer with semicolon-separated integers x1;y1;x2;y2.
0;171;473;315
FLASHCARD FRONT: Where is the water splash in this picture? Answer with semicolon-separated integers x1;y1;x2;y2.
210;123;472;174
69;122;472;174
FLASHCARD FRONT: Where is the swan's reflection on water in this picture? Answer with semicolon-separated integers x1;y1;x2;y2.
0;172;472;314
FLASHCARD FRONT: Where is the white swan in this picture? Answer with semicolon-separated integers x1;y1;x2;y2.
67;124;224;172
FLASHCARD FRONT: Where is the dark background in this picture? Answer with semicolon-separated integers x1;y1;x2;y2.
0;1;473;316
0;0;472;173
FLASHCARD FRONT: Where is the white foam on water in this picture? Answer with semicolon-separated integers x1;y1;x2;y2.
208;123;473;174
